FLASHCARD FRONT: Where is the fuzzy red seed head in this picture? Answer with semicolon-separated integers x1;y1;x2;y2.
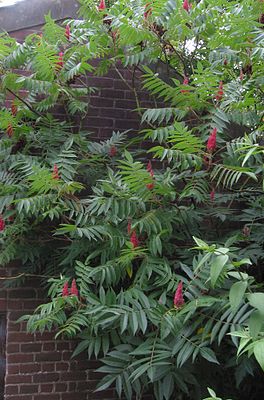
98;0;106;11
210;189;215;201
7;123;13;137
146;161;155;189
181;76;189;93
147;160;152;172
109;145;117;157
146;182;155;190
52;164;59;180
183;0;191;12
224;59;228;66
174;281;184;308
0;215;5;232
56;52;64;69
130;231;139;249
215;81;224;101
65;25;71;41
147;160;154;177
207;128;217;152
11;102;17;117
70;279;79;297
144;3;152;19
62;281;69;297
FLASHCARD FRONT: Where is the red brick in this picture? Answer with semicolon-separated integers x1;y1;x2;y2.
114;119;139;130
91;97;114;108
55;382;67;392
60;371;87;381
42;363;55;372
76;381;91;391
20;385;39;394
87;77;113;88
5;385;19;395
7;322;21;332
7;364;19;374
84;117;114;128
62;352;73;361
35;332;55;341
61;394;87;400
5;396;32;400
43;342;55;351
9;311;26;321
7;343;20;353
33;373;59;383
8;353;34;363
33;395;60;400
101;89;125;99
35;352;61;362
56;342;70;351
40;383;54;393
68;381;76;391
90;388;116;399
20;363;40;374
55;362;69;371
7;300;24;309
8;289;36;299
100;107;126;118
0;299;7;310
6;374;32;384
8;332;34;342
22;300;42;309
113;79;128;90
21;343;42;352
115;99;137;109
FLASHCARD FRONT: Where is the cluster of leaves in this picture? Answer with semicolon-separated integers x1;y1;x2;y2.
0;0;264;399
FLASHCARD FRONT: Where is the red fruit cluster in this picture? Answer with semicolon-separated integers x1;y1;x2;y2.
98;0;106;11
183;0;191;12
11;101;17;117
144;3;152;19
180;76;189;93
62;279;79;297
215;81;224;101
0;215;5;232
52;164;59;180
7;123;13;137
130;230;139;249
146;161;155;190
173;281;185;308
62;281;69;296
57;52;64;69
207;128;217;152
109;145;117;157
65;25;70;41
70;279;79;296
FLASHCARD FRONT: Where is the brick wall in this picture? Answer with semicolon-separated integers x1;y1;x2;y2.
1;24;155;400
0;267;153;400
0;267;94;400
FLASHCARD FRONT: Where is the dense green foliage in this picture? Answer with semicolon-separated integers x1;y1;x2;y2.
0;0;264;399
